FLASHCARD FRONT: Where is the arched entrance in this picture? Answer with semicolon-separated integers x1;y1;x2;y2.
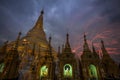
63;64;72;77
40;65;48;78
0;63;4;73
89;64;98;80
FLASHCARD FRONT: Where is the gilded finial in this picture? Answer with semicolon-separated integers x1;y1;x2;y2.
84;32;86;42
49;36;52;45
58;46;60;54
66;33;69;41
15;32;22;50
41;9;44;14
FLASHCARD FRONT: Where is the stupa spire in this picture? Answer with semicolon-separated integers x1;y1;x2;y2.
65;33;70;48
26;9;45;37
101;40;108;55
83;33;91;52
64;33;72;53
48;36;52;55
26;9;48;46
49;36;52;47
92;42;99;58
92;42;96;53
34;9;44;29
14;32;21;50
62;44;64;53
58;46;60;54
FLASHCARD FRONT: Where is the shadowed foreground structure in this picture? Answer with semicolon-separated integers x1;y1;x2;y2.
0;10;119;80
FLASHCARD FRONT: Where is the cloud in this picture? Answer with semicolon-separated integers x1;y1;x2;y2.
0;0;120;62
94;0;120;23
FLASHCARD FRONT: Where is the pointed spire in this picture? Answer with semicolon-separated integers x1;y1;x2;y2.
62;44;64;52
41;9;44;15
83;33;91;52
4;41;8;45
31;9;44;30
101;40;105;49
49;36;52;47
101;40;108;55
65;33;71;48
67;33;69;42
3;41;8;48
36;9;44;29
57;46;60;57
58;46;60;54
64;33;72;53
84;32;87;43
4;40;8;48
3;41;8;56
92;42;99;58
92;42;96;53
14;32;21;50
48;36;52;55
26;9;48;46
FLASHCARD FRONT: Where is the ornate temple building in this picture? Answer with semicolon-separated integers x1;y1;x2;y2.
0;10;119;80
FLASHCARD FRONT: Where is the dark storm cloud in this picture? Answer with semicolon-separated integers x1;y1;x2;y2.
94;0;120;23
0;0;120;62
0;0;37;44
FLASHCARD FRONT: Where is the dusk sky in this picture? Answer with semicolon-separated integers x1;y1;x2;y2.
0;0;120;62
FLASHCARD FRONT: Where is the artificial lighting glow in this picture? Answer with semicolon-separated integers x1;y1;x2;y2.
89;64;98;79
40;65;48;77
72;50;76;53
63;64;72;77
23;39;27;42
0;63;5;73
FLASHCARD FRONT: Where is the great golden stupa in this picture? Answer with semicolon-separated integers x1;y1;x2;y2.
0;10;119;80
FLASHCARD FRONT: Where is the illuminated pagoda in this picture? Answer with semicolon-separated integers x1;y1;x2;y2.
0;32;21;80
81;33;101;80
58;33;79;80
0;10;119;80
0;10;57;80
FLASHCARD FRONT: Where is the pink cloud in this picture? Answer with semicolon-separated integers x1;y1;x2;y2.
92;30;112;41
106;47;118;54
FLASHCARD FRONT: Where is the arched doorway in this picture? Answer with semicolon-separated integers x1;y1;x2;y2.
0;63;4;73
63;64;72;77
89;64;98;80
40;65;48;78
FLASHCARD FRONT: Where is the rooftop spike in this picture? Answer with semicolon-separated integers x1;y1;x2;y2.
27;9;44;35
101;40;108;55
65;33;70;48
49;36;52;46
92;42;99;58
84;32;87;42
62;44;64;52
48;36;52;55
83;33;91;53
67;33;69;43
36;9;44;29
3;41;8;55
25;9;48;47
4;41;8;45
64;33;72;53
101;40;105;48
92;42;96;53
41;9;44;15
15;32;21;50
3;41;8;49
58;46;60;54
